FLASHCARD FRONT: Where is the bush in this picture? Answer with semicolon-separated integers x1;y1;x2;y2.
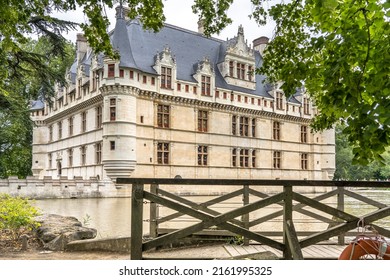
0;194;41;240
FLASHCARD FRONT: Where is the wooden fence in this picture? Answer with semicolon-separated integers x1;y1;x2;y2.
116;178;390;260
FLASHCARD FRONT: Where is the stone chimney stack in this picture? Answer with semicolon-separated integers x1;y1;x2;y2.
198;19;205;35
76;33;88;63
253;36;269;56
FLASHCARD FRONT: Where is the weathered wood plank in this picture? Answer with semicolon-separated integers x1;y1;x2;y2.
285;220;304;260
344;189;387;208
149;184;158;239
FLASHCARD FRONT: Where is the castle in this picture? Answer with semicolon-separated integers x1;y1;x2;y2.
30;7;335;185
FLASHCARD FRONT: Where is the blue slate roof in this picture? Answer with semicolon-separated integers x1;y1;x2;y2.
111;18;274;98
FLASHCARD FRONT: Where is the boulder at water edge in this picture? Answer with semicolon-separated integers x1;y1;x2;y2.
35;214;97;251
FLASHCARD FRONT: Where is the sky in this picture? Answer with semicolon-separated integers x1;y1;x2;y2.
55;0;277;45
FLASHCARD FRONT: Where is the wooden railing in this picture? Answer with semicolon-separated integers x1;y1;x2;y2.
116;178;390;260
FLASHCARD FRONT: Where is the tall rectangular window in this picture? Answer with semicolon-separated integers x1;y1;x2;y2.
301;125;308;143
229;61;234;77
110;98;116;121
177;83;181;91
276;92;283;110
273;151;281;169
81;145;86;166
304;98;310;114
92;70;97;91
198;110;208;132
110;141;116;151
252;150;256;168
96;106;102;128
96;142;102;164
201;75;211;96
232;115;237;135
49;125;53;142
48;153;52;169
108;64;115;78
130;70;134;79
251;118;256;137
248;65;253;81
68;117;73;136
301;153;308;170
239;116;249;137
119;69;124;78
240;149;249;167
161;66;172;89
232;148;237;167
237;63;245;79
58;121;62;139
81;111;87;132
197;146;208;166
157;142;169;164
273;121;281;140
157;104;170;128
68;149;73;167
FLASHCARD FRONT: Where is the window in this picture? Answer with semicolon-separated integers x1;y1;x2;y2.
48;153;52;169
108;64;115;78
232;115;237;135
96;106;102;128
240;149;249;167
49;125;53;142
130;70;134;79
68;149;73;167
304;98;310;114
301;153;308;170
119;69;124;78
81;146;86;166
244;96;248;103
215;90;220;98
177;83;181;91
58;121;62;139
96;142;102;164
239;116;249;137
81;111;87;132
198;110;208;132
185;85;189;92
232;148;237;167
77;79;82;98
110;98;116;121
252;118;256;138
238;95;241;102
197;146;208;166
143;75;147;84
223;92;227;99
237;63;245;79
151;77;155;85
231;93;234;101
229;61;234;77
201;75;211;96
301;125;308;143
110;141;116;151
276;92;283;110
161;66;172;89
68;117;73;136
273;151;281;169
157;104;170;128
252;150;256;168
157;142;169;164
193;86;197;94
248;66;253;81
273;121;280;140
92;70;97;91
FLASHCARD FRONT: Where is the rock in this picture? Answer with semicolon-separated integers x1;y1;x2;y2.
35;214;97;251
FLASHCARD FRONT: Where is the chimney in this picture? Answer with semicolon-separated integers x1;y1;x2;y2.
76;33;88;63
198;19;205;35
253;36;269;56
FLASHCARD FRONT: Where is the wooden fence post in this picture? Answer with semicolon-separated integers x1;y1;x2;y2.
242;185;250;246
283;185;293;259
131;183;144;260
337;186;345;245
149;184;159;239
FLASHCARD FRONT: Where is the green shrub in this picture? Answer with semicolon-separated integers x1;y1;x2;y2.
0;194;41;240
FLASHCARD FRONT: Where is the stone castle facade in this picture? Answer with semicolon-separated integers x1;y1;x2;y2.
30;8;336;185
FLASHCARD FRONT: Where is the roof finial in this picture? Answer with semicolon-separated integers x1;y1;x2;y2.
116;0;124;19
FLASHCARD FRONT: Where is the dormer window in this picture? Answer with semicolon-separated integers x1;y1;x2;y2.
276;92;283;110
237;63;245;80
229;61;234;76
161;66;172;89
108;64;115;78
201;75;211;96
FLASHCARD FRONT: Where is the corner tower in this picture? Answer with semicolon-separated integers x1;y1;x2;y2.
101;5;138;180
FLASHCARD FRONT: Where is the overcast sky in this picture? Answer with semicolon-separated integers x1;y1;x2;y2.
55;0;277;45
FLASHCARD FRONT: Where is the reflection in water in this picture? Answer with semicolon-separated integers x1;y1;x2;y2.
34;190;390;239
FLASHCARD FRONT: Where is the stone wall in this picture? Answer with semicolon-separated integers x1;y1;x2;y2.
0;176;131;199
